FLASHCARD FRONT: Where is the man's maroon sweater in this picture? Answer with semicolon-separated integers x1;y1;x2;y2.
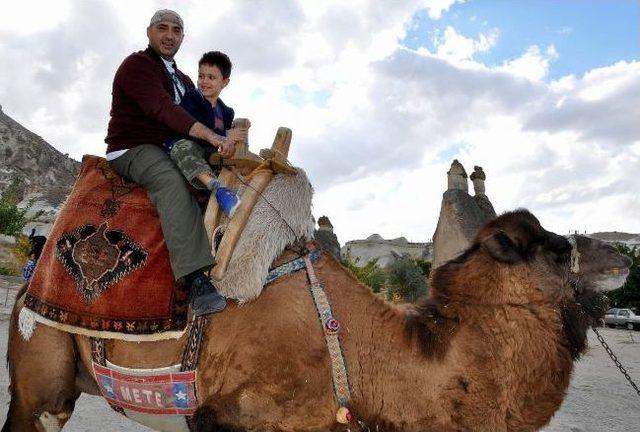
105;47;197;152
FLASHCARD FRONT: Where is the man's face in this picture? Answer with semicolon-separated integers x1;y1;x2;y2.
197;64;229;100
147;22;183;59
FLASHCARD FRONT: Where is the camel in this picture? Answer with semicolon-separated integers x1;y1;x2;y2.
3;209;632;432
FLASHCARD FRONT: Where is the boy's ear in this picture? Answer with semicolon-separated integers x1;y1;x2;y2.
222;78;230;89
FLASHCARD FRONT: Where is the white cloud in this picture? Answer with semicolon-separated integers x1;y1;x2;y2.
2;0;73;36
433;26;499;64
425;0;465;19
498;45;559;82
0;0;638;242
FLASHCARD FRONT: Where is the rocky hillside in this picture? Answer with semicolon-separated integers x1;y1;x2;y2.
588;231;640;248
0;104;80;233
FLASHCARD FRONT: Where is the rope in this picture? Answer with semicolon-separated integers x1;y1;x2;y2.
228;167;308;258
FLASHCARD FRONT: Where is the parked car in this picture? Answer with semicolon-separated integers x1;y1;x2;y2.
604;308;640;330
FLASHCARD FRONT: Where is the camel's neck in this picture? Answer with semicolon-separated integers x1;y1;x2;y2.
324;265;446;429
326;268;576;431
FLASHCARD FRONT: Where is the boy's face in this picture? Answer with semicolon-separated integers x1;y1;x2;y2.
197;64;229;100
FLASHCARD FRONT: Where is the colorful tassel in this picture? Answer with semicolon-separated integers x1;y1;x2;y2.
336;406;352;424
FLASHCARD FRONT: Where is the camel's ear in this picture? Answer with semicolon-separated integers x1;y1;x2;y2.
482;230;523;263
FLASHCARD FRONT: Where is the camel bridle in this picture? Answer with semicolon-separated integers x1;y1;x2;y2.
567;235;581;274
567;235;640;400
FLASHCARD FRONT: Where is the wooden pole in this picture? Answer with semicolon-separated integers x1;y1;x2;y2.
210;127;292;281
203;118;250;243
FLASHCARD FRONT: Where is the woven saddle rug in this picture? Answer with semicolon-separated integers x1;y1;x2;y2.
23;155;315;341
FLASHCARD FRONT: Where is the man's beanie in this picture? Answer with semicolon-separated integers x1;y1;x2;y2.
149;9;183;29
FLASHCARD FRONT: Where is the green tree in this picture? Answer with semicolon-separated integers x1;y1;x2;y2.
0;178;29;236
342;254;387;293
606;244;640;310
415;258;432;279
387;255;428;303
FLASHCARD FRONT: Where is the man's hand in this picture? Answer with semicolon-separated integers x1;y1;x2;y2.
189;122;234;156
219;138;236;158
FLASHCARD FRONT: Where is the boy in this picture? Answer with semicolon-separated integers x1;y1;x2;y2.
166;51;246;216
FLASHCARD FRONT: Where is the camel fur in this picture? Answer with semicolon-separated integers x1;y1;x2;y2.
3;209;632;432
217;169;315;302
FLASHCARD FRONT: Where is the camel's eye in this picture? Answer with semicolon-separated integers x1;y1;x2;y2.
545;234;571;263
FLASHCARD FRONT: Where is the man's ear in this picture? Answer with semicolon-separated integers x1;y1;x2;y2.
482;230;522;263
222;78;230;89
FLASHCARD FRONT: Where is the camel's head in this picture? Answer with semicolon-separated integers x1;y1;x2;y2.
411;209;631;360
567;234;631;292
431;209;630;318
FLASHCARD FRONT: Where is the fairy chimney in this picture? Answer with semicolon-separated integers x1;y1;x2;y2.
314;216;341;259
470;166;486;195
447;159;468;193
432;160;496;269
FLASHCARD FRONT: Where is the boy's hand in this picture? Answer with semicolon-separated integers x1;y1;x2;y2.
227;127;248;144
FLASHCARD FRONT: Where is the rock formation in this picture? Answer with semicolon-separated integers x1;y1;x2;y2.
342;234;431;267
314;215;341;259
0;105;80;234
431;160;496;268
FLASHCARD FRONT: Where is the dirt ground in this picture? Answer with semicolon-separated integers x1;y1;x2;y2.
1;278;639;431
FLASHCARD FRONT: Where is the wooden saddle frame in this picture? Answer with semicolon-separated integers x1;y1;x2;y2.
203;118;297;282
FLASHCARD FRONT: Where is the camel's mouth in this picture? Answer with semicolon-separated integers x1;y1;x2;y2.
594;267;630;292
602;267;629;276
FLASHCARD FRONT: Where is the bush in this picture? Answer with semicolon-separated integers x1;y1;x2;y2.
606;244;640;310
387;255;428;302
0;178;29;236
13;235;32;263
0;264;19;276
342;255;387;293
415;258;432;279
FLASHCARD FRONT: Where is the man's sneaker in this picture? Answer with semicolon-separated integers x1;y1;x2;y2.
188;273;226;316
216;186;241;217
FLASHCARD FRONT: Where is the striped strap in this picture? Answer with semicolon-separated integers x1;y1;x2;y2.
304;255;352;410
265;249;321;285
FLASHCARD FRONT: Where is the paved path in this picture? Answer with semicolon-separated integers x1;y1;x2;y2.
0;275;22;316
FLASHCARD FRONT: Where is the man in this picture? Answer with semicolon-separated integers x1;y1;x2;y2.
105;9;239;316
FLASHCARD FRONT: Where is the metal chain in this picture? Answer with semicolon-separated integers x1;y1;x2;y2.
592;326;640;398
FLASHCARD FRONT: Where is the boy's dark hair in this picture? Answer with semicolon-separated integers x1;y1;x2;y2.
199;51;232;79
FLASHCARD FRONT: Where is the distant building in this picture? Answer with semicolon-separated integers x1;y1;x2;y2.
341;234;431;268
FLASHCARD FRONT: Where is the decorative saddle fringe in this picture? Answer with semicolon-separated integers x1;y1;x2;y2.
18;307;37;341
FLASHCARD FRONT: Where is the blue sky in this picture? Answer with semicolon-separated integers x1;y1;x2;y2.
403;0;639;80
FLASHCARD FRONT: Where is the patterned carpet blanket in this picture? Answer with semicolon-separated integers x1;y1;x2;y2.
22;154;315;341
24;155;188;340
